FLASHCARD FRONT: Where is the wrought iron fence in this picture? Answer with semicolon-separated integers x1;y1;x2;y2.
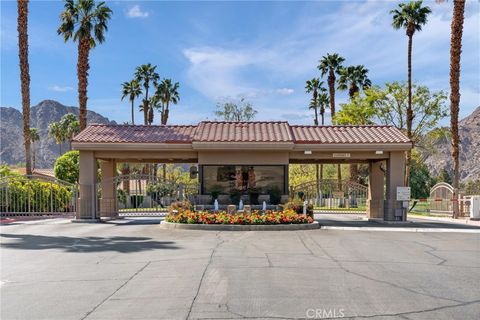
290;179;368;211
0;175;77;216
97;174;199;215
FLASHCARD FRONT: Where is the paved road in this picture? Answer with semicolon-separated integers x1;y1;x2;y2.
1;218;479;320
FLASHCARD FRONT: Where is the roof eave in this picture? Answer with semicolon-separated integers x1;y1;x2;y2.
292;142;412;151
72;142;194;151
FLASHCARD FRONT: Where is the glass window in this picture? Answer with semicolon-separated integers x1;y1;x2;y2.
202;165;285;194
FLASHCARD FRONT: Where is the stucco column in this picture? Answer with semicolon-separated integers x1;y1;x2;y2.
367;160;384;220
384;151;406;221
99;159;117;218
77;150;97;220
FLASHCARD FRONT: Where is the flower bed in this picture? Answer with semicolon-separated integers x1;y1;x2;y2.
165;209;313;225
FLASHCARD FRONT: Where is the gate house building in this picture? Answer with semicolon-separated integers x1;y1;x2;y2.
72;121;412;221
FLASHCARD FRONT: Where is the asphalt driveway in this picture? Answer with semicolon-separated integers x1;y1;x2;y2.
1;218;479;320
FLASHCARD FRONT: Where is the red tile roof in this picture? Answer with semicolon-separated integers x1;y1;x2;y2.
72;122;410;145
194;121;292;142
291;125;411;144
72;124;196;143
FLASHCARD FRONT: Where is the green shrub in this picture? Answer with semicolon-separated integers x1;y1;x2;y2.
54;150;79;184
3;177;72;212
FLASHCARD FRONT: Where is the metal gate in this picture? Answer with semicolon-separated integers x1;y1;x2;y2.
97;174;199;216
0;175;77;216
290;179;367;212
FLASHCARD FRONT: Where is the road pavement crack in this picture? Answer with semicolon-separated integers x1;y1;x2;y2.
342;298;480;319
304;232;463;304
80;261;151;320
186;232;225;320
413;241;448;265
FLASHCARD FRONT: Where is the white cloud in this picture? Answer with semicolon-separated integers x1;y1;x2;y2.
126;5;149;19
48;85;73;92
182;0;479;124
276;88;294;95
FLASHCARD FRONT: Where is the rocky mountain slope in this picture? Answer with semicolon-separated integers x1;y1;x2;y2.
0;100;115;168
422;106;480;182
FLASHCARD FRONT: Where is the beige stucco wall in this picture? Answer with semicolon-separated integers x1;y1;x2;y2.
198;150;289;165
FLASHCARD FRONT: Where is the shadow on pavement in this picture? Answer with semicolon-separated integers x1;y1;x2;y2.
0;234;179;252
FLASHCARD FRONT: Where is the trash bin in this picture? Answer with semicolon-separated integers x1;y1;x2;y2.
470;196;480;220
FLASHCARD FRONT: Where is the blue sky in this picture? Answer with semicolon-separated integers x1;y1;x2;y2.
1;0;479;125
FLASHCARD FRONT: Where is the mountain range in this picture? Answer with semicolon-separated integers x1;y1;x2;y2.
0;100;478;182
0;100;115;168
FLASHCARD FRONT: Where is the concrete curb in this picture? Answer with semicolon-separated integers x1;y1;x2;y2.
160;220;320;231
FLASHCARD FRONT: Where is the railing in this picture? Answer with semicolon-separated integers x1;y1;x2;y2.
0;175;77;216
290;179;368;211
97;174;199;215
409;197;474;217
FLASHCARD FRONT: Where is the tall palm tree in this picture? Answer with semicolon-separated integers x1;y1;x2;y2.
156;79;180;125
121;80;142;125
318;53;344;191
338;65;371;183
18;0;32;175
337;65;372;99
391;0;431;185
306;78;327;201
317;93;329;126
305;78;324;125
29;128;39;170
317;92;329;184
318;53;345;122
135;63;160;125
58;0;112;131
449;0;465;218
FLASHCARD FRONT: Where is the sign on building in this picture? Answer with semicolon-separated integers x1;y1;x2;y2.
396;187;411;201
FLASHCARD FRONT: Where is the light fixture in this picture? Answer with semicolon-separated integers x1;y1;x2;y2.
375;150;384;155
304;150;312;155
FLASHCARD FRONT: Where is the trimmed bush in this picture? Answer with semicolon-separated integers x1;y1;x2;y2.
54;150;79;184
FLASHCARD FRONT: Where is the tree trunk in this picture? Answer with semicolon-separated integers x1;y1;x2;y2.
328;70;336;122
131;99;135;124
18;0;32;175
337;164;342;191
405;33;413;186
32;142;35;170
162;164;167;181
350;164;358;183
143;83;149;125
77;37;90;131
450;0;465;218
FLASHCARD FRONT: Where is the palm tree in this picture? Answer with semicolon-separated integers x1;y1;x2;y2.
318;53;345;122
48;122;65;154
318;92;329;184
305;78;325;125
121;80;142;125
60;113;80;150
135;63;160;125
306;78;327;201
18;0;32;175
29;128;39;170
318;53;344;191
57;0;112;131
449;0;466;218
391;0;431;185
337;65;371;183
337;65;372;99
156;79;180;125
317;93;329;126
